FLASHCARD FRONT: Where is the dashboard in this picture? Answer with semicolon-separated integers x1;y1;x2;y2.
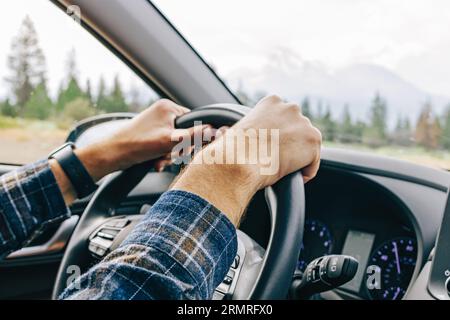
233;164;423;301
300;168;418;300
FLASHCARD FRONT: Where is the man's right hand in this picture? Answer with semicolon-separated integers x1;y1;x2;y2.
173;95;322;226
232;94;322;187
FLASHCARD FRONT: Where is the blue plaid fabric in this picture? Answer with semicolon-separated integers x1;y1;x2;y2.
0;160;238;300
0;160;71;258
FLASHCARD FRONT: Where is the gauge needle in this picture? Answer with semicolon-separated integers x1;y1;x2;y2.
393;287;401;300
393;241;401;274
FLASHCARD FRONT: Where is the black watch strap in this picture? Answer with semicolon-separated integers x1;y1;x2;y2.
49;143;98;199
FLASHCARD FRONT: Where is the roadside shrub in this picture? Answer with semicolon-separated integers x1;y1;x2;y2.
63;98;96;122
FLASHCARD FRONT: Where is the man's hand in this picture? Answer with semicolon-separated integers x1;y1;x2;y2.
51;99;208;204
231;94;322;186
173;95;322;226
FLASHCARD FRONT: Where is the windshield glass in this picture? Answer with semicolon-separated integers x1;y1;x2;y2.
0;0;158;165
154;0;450;170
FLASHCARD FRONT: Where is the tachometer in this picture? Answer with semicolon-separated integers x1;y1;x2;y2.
297;219;333;271
367;237;417;300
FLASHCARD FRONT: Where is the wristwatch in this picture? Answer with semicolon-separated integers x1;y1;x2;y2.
49;142;98;199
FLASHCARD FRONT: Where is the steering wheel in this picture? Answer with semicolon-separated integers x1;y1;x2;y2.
52;104;305;300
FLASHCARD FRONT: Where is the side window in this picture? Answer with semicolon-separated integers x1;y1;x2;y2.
0;1;159;164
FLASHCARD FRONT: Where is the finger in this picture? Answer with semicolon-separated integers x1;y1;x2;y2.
177;106;191;114
170;144;194;158
154;158;173;172
302;157;321;184
215;126;229;139
172;105;191;117
172;124;213;142
149;99;190;118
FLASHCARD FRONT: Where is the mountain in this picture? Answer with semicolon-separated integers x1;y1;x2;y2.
226;52;449;127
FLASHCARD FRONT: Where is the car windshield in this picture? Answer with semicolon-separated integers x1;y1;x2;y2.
153;0;450;170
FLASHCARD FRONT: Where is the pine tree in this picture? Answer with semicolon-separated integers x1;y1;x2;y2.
430;117;442;149
392;116;412;146
0;99;16;117
363;93;388;147
5;16;47;114
316;100;324;120
100;75;129;113
56;49;86;112
353;121;366;143
57;78;85;112
318;105;336;142
301;97;313;120
339;104;354;143
129;85;143;112
86;79;93;104
67;48;78;80
24;80;53;120
415;102;439;149
441;106;450;149
96;76;107;110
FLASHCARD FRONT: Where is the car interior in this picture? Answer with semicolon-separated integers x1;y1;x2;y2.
0;0;449;300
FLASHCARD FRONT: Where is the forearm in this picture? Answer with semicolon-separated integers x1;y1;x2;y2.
60;190;238;300
61;143;258;300
0;160;70;258
172;163;259;226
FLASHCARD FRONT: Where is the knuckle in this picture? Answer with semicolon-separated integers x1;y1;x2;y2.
306;126;322;145
307;171;318;180
161;128;176;144
153;99;173;111
300;114;312;125
264;94;282;103
286;102;301;112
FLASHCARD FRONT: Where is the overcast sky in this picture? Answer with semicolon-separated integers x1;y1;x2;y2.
0;0;449;99
154;0;450;98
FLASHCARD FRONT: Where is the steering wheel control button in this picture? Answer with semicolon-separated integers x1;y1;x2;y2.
97;230;116;240
88;219;133;258
224;269;235;285
216;269;236;295
104;218;130;229
223;276;233;285
89;236;114;258
231;255;240;269
112;219;130;228
446;277;450;295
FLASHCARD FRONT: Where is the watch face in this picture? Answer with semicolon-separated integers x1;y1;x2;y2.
49;142;76;159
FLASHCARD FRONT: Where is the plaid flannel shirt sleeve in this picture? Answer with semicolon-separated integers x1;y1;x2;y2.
0;159;237;300
61;190;238;300
0;159;71;259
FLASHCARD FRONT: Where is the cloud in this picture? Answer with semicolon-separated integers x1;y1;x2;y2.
154;0;450;97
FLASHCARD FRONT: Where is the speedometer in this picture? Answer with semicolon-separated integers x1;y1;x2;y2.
297;219;333;271
367;237;417;300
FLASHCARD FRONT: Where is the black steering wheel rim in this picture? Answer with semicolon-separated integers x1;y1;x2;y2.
52;104;305;300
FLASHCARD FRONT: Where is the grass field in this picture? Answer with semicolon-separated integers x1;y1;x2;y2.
325;142;450;170
0;116;449;170
0;116;68;164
